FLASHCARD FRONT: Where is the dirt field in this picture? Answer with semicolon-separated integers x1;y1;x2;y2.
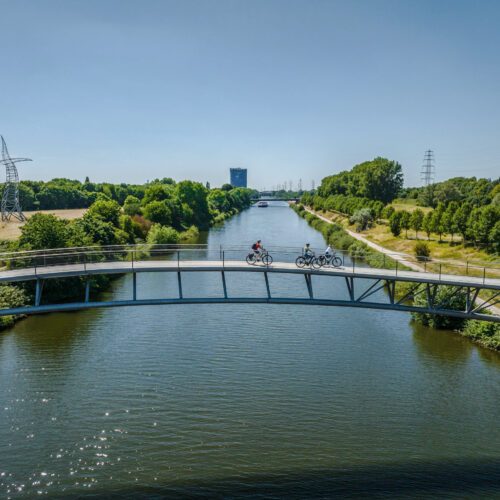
0;209;87;241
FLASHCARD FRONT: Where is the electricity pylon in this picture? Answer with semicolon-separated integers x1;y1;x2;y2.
1;136;32;221
421;150;435;186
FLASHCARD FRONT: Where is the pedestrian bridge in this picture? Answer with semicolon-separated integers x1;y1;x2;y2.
0;245;499;322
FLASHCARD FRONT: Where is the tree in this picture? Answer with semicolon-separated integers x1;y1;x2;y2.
142;183;173;205
123;195;141;216
319;157;403;203
442;202;458;241
400;211;411;238
489;221;500;252
207;189;231;213
71;213;125;246
349;208;374;231
87;199;121;227
422;211;433;240
470;205;500;245
143;201;172;226
453;203;471;242
430;204;445;241
19;214;68;249
175;181;210;229
389;211;403;237
410;209;424;239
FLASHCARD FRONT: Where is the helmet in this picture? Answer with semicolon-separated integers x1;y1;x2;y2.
306;243;310;246
257;240;261;243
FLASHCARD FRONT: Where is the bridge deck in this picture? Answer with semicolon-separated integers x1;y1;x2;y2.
1;260;498;290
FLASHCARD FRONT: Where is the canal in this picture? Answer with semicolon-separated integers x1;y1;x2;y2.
1;202;499;498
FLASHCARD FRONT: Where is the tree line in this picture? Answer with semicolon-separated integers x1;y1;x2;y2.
388;202;500;252
0;179;254;327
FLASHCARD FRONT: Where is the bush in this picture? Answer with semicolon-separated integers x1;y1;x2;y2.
0;285;29;329
414;241;431;261
349;208;374;231
461;321;500;350
412;285;467;329
146;224;180;244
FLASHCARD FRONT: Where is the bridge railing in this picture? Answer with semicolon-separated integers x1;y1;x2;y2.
0;244;499;282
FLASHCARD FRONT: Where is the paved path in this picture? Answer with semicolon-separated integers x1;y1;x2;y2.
303;207;423;271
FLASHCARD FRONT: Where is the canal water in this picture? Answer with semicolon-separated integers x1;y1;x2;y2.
1;202;499;498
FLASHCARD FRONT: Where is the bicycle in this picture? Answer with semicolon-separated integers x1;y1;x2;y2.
246;249;273;265
312;252;343;269
296;253;316;268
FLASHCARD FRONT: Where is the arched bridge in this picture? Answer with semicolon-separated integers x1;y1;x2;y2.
0;245;499;322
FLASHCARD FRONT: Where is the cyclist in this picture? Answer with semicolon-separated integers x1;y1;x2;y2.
252;240;262;257
325;245;333;258
303;243;314;258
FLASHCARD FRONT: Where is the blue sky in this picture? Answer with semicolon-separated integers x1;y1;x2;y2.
1;0;499;189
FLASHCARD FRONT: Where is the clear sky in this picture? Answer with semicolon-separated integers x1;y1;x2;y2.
1;0;499;189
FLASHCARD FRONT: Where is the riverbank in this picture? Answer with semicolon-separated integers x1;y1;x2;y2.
291;203;500;351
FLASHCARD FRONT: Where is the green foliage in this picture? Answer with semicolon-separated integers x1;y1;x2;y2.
349;208;374;231
123;195;141;216
19;214;68;250
179;225;200;242
389;211;403;237
146;224;180;244
414;241;430;261
302;192;385;218
461;321;500;351
399;211;411;238
143;201;172;226
0;285;29;329
318;157;403;203
412;285;467;330
87;199;121;227
412;176;498;208
410;209;424;238
175;181;210;229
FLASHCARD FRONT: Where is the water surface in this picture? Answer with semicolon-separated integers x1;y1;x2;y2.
1;202;499;498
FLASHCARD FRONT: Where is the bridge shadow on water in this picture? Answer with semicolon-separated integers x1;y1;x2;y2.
52;459;500;499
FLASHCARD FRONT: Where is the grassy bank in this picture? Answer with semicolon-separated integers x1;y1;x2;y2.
291;203;500;351
291;203;401;270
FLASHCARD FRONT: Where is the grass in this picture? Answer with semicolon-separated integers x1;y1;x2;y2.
389;198;432;213
0;209;87;241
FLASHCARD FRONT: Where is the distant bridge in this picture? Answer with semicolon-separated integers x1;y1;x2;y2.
0;245;498;322
251;191;300;202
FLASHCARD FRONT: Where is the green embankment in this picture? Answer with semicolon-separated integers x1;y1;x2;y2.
291;203;500;351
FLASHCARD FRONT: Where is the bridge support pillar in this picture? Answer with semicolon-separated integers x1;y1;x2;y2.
264;272;271;299
304;274;313;299
177;272;183;299
85;279;91;303
133;272;137;301
35;279;44;307
221;271;228;299
345;277;354;301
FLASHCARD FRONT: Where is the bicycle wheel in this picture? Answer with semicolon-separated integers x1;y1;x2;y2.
295;256;306;268
312;257;322;269
332;256;342;268
246;254;255;265
262;254;273;265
